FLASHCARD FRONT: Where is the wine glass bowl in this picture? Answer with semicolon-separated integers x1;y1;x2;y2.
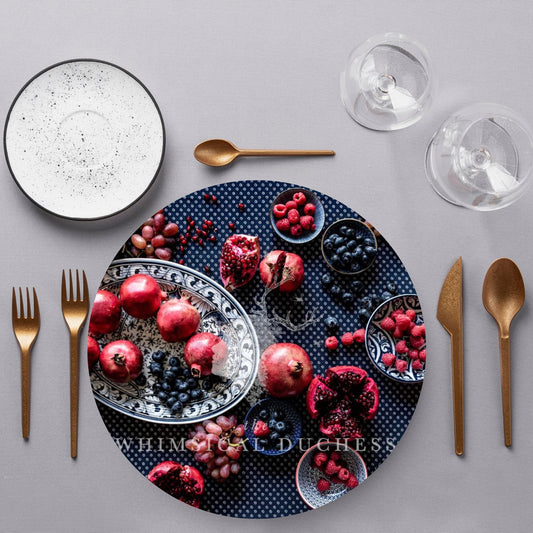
425;103;533;210
340;33;433;131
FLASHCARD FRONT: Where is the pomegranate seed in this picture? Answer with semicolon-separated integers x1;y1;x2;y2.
202;223;208;231
198;239;204;246
228;222;236;230
186;216;192;223
209;236;217;243
206;220;213;227
192;235;198;242
203;193;211;202
190;220;196;227
179;246;185;253
204;266;211;274
238;203;245;212
196;228;202;236
178;259;185;265
211;195;217;203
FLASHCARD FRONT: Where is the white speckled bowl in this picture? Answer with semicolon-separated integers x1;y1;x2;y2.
4;59;165;220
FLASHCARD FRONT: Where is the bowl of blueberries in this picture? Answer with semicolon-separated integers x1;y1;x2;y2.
321;218;377;275
244;398;302;455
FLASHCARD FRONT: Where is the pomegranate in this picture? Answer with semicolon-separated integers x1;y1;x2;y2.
147;461;204;508
259;250;305;293
157;298;201;342
87;336;100;369
219;234;260;291
184;332;228;377
89;290;121;335
306;365;379;441
258;343;313;398
99;340;143;383
119;273;166;319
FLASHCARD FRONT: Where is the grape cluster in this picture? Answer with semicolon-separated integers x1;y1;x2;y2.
186;415;245;481
150;351;214;415
130;210;179;261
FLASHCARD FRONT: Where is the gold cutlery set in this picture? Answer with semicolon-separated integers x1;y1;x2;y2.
12;269;89;458
438;257;524;455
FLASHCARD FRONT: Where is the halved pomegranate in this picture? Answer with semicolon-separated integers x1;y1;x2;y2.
219;234;260;291
147;461;204;508
306;365;379;441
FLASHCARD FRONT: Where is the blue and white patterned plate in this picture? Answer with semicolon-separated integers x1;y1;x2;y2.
295;441;367;509
90;258;260;424
365;294;425;383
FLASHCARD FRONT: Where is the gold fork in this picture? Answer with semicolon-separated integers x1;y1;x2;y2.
12;287;40;439
61;269;89;458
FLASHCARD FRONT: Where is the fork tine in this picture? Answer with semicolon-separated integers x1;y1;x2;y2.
33;288;40;321
26;287;31;319
82;270;88;302
75;269;80;301
61;269;67;302
12;287;18;320
19;287;24;318
69;269;74;302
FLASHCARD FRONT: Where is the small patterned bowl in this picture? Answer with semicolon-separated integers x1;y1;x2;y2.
244;398;302;456
295;441;367;509
321;218;378;275
270;188;325;244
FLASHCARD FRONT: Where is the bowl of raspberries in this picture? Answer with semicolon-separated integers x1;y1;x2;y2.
295;441;367;509
270;188;325;244
321;218;378;275
365;294;426;383
244;398;302;456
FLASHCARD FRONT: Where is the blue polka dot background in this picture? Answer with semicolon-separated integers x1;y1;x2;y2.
95;180;423;518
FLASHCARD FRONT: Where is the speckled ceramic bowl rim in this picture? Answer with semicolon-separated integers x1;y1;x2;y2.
3;58;166;221
320;217;377;275
269;187;325;244
295;440;368;509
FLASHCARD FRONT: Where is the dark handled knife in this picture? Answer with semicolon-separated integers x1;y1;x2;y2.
437;257;464;456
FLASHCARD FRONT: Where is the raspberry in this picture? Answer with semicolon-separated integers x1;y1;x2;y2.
329;451;341;462
395;314;411;331
408;349;419;360
303;203;316;216
275;218;290;232
382;353;396;367
411;324;425;337
380;317;396;331
392;327;403;338
311;224;316;230
290;224;303;237
285;200;297;210
345;474;359;489
317;478;331;493
405;309;416;321
395;340;408;354
395;359;408;373
287;209;300;225
300;215;314;230
253;420;270;437
341;332;354;346
325;460;341;476
412;359;424;371
325;336;339;350
352;329;365;343
273;204;287;218
337;468;350;482
410;335;425;349
293;191;307;206
390;308;405;319
313;452;329;468
419;349;427;362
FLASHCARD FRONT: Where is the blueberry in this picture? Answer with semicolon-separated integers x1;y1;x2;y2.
134;373;147;386
360;296;373;309
364;237;375;246
169;365;181;375
163;370;176;381
321;273;333;287
166;395;177;407
178;392;190;403
268;418;278;430
329;233;339;241
152;351;165;363
168;356;179;367
351;280;365;295
342;292;354;306
324;316;339;332
323;239;335;253
330;254;341;267
334;236;345;246
161;381;172;392
153;383;162;394
169;390;180;398
187;377;198;388
356;234;365;244
275;421;287;434
170;401;183;415
339;225;348;236
190;389;204;400
353;247;363;259
346;227;356;238
371;294;383;307
336;245;348;256
365;245;377;256
330;285;342;299
177;380;189;392
381;290;393;301
201;378;213;391
157;391;168;402
351;262;362;273
361;253;369;265
150;362;163;376
347;240;357;251
341;252;352;265
258;409;269;421
182;368;191;378
386;281;398;294
358;308;371;322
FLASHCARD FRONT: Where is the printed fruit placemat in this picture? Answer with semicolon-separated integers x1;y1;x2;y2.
89;180;425;518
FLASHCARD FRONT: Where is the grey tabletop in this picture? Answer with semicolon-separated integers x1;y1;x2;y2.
2;1;533;532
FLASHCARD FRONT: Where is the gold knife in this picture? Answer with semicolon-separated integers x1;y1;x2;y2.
437;257;464;456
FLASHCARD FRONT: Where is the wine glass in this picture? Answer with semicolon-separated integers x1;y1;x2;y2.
340;33;433;131
425;104;533;210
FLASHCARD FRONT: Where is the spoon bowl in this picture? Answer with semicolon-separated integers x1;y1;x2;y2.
482;257;525;447
193;139;335;167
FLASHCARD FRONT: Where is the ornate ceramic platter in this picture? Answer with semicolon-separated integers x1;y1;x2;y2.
4;59;164;219
90;259;260;424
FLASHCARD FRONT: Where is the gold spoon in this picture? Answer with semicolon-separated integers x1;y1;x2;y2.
482;258;525;447
193;139;335;167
